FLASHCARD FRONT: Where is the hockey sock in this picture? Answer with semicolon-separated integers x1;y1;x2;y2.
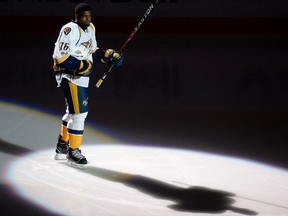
60;121;69;142
68;130;83;149
67;112;87;149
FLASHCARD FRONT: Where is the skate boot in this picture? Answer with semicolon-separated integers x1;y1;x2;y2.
54;135;69;160
66;148;87;169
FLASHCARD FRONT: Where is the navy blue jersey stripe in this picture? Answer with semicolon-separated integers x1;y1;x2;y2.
57;55;80;71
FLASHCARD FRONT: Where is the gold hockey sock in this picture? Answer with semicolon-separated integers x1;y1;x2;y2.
68;133;83;149
61;122;69;142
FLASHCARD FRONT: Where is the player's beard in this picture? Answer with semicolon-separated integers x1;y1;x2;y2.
82;21;90;27
78;21;90;30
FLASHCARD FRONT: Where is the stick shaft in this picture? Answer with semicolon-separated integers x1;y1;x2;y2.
96;0;159;88
119;0;159;52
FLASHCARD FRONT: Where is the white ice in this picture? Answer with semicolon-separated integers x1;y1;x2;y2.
1;101;288;216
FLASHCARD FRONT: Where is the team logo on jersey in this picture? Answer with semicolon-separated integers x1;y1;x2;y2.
64;27;71;35
80;39;92;49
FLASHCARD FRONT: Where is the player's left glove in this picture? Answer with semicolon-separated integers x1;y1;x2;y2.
102;49;124;66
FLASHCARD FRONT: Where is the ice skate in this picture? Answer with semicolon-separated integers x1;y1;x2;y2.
66;148;87;169
54;135;69;160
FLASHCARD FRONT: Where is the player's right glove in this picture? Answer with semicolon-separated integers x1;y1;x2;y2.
54;54;93;77
76;59;93;76
102;49;124;66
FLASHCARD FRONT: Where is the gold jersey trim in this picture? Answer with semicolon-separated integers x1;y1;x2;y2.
54;54;70;64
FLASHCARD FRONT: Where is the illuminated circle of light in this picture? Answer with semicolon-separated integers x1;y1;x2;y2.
1;100;288;215
6;145;288;216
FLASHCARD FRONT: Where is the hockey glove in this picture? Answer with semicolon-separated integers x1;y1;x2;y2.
102;49;124;66
54;54;93;77
76;59;93;76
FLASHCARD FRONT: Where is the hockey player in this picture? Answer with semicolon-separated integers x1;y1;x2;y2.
52;3;124;167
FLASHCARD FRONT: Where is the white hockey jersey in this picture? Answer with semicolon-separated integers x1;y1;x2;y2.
53;21;98;87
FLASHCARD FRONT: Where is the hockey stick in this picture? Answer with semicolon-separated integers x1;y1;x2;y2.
95;0;160;88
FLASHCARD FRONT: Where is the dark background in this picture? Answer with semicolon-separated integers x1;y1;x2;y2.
0;1;288;214
0;0;288;215
1;1;288;167
0;0;288;166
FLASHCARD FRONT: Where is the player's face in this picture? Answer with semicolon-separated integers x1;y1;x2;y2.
77;11;92;27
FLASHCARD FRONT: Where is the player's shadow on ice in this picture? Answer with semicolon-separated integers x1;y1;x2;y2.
82;166;258;215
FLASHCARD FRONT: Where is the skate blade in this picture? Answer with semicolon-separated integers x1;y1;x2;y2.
54;153;67;160
67;160;86;170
